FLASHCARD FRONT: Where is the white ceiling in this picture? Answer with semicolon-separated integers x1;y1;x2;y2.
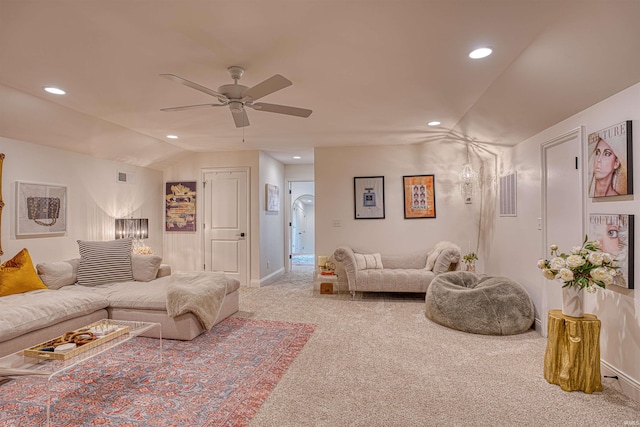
1;0;639;169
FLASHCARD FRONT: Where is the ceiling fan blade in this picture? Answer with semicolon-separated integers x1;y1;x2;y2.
160;103;226;112
250;102;312;118
242;74;292;101
231;108;250;128
159;74;228;101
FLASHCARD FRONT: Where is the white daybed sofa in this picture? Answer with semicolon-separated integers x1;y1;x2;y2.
333;241;461;296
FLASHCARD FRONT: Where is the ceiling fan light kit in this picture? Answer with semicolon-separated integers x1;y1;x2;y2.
160;66;312;128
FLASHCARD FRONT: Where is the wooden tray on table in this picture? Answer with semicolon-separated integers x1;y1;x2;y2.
23;320;130;361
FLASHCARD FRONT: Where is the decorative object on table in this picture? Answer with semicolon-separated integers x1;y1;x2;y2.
165;181;196;231
266;183;280;212
588;213;634;289
15;182;67;237
463;252;478;272
354;176;385;219
0;153;4;255
537;235;619;318
402;175;436;218
587;120;633;198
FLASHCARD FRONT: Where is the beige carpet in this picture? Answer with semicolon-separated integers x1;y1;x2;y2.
237;266;640;427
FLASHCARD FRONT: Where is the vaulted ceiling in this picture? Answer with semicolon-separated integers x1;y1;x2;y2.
1;0;639;169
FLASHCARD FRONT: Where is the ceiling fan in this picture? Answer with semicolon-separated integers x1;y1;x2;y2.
160;66;312;128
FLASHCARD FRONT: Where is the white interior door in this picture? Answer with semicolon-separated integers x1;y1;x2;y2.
203;169;249;285
542;128;584;334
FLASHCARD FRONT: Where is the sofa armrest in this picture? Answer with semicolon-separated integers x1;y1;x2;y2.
333;246;358;290
433;247;461;275
156;264;172;278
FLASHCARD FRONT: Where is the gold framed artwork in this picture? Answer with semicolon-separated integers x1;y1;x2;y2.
16;181;67;237
165;181;196;232
403;175;436;219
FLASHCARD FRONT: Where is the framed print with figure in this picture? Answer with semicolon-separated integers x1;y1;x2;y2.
588;213;634;289
266;184;280;212
354;176;385;219
403;175;436;219
16;182;67;237
587;121;633;198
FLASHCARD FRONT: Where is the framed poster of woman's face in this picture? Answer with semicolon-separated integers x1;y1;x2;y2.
587;121;633;198
589;213;634;289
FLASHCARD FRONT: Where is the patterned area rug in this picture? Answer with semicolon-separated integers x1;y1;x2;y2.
0;318;316;426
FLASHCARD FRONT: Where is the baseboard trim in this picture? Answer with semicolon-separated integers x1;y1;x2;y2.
249;268;285;287
601;360;640;403
534;317;543;335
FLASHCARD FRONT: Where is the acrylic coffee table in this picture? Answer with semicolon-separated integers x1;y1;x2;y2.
0;319;162;426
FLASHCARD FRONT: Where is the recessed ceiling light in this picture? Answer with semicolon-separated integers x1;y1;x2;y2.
166;135;179;139
469;47;492;59
428;121;441;126
292;156;302;159
43;87;66;95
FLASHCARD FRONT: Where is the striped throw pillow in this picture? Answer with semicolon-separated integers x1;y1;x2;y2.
76;239;134;286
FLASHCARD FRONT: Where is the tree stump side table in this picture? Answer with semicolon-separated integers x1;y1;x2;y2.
543;309;602;394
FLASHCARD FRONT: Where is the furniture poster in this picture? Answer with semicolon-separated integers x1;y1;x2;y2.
587;120;633;198
403;175;436;219
588;213;634;289
354;176;385;219
165;181;196;232
266;183;280;212
16;181;67;237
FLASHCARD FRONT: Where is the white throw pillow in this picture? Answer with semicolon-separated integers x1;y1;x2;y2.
132;254;163;282
425;241;460;270
76;239;134;286
36;258;80;290
354;253;383;270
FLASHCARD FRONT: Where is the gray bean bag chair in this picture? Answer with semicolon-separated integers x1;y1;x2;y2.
425;271;534;335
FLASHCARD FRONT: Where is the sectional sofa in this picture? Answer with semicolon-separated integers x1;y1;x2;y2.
0;240;239;358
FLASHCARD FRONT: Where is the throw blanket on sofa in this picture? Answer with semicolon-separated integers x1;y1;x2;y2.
166;271;227;330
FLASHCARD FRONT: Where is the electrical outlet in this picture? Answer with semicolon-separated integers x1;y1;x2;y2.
267;261;270;269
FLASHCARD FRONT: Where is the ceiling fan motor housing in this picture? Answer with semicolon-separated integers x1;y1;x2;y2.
229;101;244;114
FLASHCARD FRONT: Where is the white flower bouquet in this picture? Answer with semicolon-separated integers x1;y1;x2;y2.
537;235;618;293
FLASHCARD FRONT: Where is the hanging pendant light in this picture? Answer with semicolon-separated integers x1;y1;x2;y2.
459;145;479;203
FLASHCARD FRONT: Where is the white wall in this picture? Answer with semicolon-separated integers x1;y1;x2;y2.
0;137;164;264
314;143;487;264
490;82;640;400
259;152;285;281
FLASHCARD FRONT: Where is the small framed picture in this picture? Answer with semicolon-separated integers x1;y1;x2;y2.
165;181;197;232
16;182;67;237
403;175;436;219
588;213;634;289
587;121;633;198
354;176;385;219
266;184;280;212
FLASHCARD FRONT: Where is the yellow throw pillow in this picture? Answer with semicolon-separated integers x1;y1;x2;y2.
0;248;48;297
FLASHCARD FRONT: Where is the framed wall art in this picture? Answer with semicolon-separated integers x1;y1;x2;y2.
588;213;634;289
165;181;196;232
0;154;4;254
587;120;633;198
266;184;280;212
403;175;436;219
354;176;385;219
16;181;67;237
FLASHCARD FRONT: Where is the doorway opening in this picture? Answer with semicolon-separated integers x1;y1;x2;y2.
288;181;315;270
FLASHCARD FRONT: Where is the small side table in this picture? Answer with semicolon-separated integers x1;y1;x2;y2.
315;272;339;294
543;310;602;394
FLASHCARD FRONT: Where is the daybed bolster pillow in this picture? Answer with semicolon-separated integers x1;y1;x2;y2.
432;247;462;275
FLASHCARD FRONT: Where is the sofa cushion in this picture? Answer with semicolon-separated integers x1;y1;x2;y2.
354;253;383;270
77;239;134;286
0;248;48;297
36;258;80;290
0;287;110;342
132;254;163;282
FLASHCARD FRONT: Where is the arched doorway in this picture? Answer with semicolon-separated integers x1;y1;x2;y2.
291;194;314;266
